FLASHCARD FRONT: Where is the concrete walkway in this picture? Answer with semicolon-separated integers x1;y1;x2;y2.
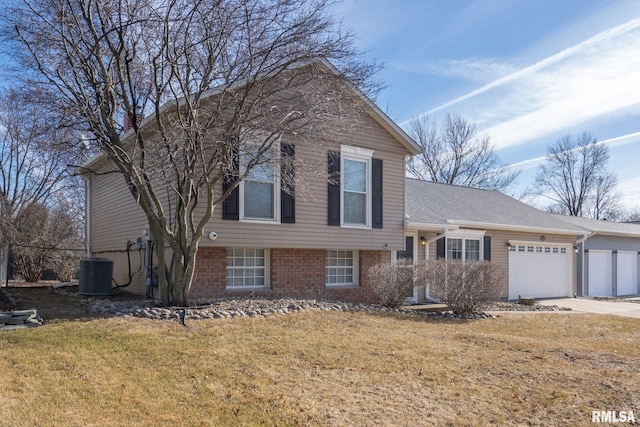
537;298;640;319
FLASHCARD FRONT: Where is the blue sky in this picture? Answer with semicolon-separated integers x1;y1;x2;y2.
332;0;640;211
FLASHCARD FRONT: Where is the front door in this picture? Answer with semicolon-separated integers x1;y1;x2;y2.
396;235;417;303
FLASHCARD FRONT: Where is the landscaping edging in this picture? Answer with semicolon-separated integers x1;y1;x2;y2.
1;284;574;326
83;296;496;321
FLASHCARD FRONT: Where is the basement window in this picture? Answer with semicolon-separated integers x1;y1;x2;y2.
226;248;270;289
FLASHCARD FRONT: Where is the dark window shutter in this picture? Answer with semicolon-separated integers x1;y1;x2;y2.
222;144;239;220
327;151;341;226
483;236;491;261
372;158;383;229
281;143;295;223
436;237;446;259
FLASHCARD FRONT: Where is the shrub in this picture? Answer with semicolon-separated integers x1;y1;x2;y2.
423;259;504;314
368;260;417;308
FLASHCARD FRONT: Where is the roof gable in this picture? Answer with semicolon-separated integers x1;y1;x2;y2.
81;58;419;172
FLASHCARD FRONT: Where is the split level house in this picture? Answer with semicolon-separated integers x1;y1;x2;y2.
82;59;421;304
82;59;640;304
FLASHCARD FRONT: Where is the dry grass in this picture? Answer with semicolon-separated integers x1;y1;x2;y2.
0;311;638;426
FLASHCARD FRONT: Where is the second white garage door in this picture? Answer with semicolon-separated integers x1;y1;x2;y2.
616;251;637;296
587;250;612;297
508;242;572;300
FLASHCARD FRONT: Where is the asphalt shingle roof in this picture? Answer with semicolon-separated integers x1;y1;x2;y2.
406;178;583;234
552;214;640;237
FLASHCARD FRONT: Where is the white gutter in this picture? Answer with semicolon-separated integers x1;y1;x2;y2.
447;219;581;236
84;175;92;258
575;231;595;297
577;231;596;245
405;221;460;232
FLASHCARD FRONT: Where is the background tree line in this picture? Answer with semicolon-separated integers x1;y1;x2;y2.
0;90;87;283
407;112;635;222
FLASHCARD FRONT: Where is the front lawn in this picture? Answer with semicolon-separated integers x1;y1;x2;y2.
1;311;638;426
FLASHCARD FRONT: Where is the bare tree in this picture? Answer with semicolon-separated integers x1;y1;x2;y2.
407;113;519;191
2;0;379;305
0;89;85;281
621;208;640;223
534;133;622;219
11;201;82;282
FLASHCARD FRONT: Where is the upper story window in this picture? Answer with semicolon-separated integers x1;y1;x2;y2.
341;146;373;228
222;141;295;224
240;145;279;222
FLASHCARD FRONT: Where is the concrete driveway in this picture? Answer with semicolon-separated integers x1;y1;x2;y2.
537;298;640;318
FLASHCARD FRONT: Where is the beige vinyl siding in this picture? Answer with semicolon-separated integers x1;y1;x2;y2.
201;113;409;251
88;106;411;257
89;172;149;252
103;251;147;295
88;171;150;295
487;230;577;298
419;229;577;299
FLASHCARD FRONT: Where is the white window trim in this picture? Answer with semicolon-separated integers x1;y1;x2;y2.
225;248;271;290
340;145;374;229
445;230;485;261
239;141;281;223
325;249;360;287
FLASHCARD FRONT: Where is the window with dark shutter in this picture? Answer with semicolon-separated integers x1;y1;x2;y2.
281;143;295;223
372;158;383;229
436;237;445;259
327;151;341;226
222;144;239;220
483;236;491;261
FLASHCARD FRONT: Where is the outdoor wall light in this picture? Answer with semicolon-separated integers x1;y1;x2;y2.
573;245;579;253
420;236;426;245
505;241;512;249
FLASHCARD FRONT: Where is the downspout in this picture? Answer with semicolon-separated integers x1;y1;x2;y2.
85;174;92;258
576;232;596;297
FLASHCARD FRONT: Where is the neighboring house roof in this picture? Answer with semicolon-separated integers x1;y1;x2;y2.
80;58;419;172
406;178;584;235
552;214;640;238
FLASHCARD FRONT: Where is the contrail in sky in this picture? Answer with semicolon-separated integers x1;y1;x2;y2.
402;17;640;126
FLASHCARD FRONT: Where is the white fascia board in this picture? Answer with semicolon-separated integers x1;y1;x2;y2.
447;220;582;236
405;222;458;232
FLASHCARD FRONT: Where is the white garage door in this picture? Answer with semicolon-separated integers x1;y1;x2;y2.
587;250;612;297
617;251;637;296
508;243;572;300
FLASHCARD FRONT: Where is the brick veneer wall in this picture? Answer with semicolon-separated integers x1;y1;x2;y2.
189;247;384;304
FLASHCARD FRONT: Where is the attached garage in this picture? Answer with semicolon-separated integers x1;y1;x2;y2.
616;251;637;296
508;242;572;300
587;250;612;297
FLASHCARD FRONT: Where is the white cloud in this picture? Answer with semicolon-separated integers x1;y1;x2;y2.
483;32;640;149
618;176;640;208
403;16;640;144
390;58;517;83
